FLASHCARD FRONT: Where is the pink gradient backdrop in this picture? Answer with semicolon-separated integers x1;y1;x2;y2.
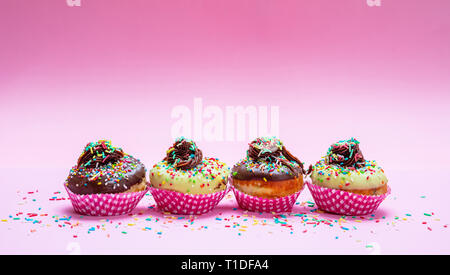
0;0;449;254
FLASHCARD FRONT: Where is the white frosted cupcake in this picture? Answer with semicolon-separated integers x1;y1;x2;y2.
310;138;388;195
149;137;230;215
307;138;389;216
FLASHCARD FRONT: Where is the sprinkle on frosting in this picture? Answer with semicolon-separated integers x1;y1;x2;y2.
313;158;384;177
77;140;124;169
325;138;365;169
246;137;307;175
150;137;229;194
67;140;146;194
164;137;203;170
310;138;387;190
150;157;230;194
66;154;146;194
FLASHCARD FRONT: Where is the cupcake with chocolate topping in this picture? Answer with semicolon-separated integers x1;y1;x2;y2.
307;138;389;215
64;140;148;216
149;137;230;215
230;137;307;213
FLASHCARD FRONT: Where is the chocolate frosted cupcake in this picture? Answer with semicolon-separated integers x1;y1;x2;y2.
230;137;307;212
64;140;148;216
66;140;147;194
149;137;230;215
307;138;389;215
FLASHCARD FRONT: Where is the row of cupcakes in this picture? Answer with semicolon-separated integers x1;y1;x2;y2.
64;137;390;217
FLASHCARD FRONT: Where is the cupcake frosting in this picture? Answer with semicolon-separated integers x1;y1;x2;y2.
65;140;146;195
231;137;306;181
164;136;203;170
149;137;230;194
310;138;388;190
325;138;365;168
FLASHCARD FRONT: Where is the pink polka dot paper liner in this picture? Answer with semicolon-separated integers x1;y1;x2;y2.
229;177;305;213
306;180;390;216
149;187;229;215
64;184;149;216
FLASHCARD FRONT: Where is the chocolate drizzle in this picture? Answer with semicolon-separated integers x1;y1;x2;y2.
77;140;125;168
164;137;203;170
326;138;365;168
247;137;307;174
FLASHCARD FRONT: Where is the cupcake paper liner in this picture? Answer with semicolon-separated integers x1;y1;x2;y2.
229;177;305;213
306;180;390;216
64;184;149;216
149;187;229;215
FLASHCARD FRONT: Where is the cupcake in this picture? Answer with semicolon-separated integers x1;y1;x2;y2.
307;138;389;215
149;137;230;215
230;137;307;213
64;140;148;216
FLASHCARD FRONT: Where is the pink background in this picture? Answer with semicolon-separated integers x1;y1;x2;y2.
1;0;449;254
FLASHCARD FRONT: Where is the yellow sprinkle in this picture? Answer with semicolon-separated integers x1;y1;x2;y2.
263;178;267;182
